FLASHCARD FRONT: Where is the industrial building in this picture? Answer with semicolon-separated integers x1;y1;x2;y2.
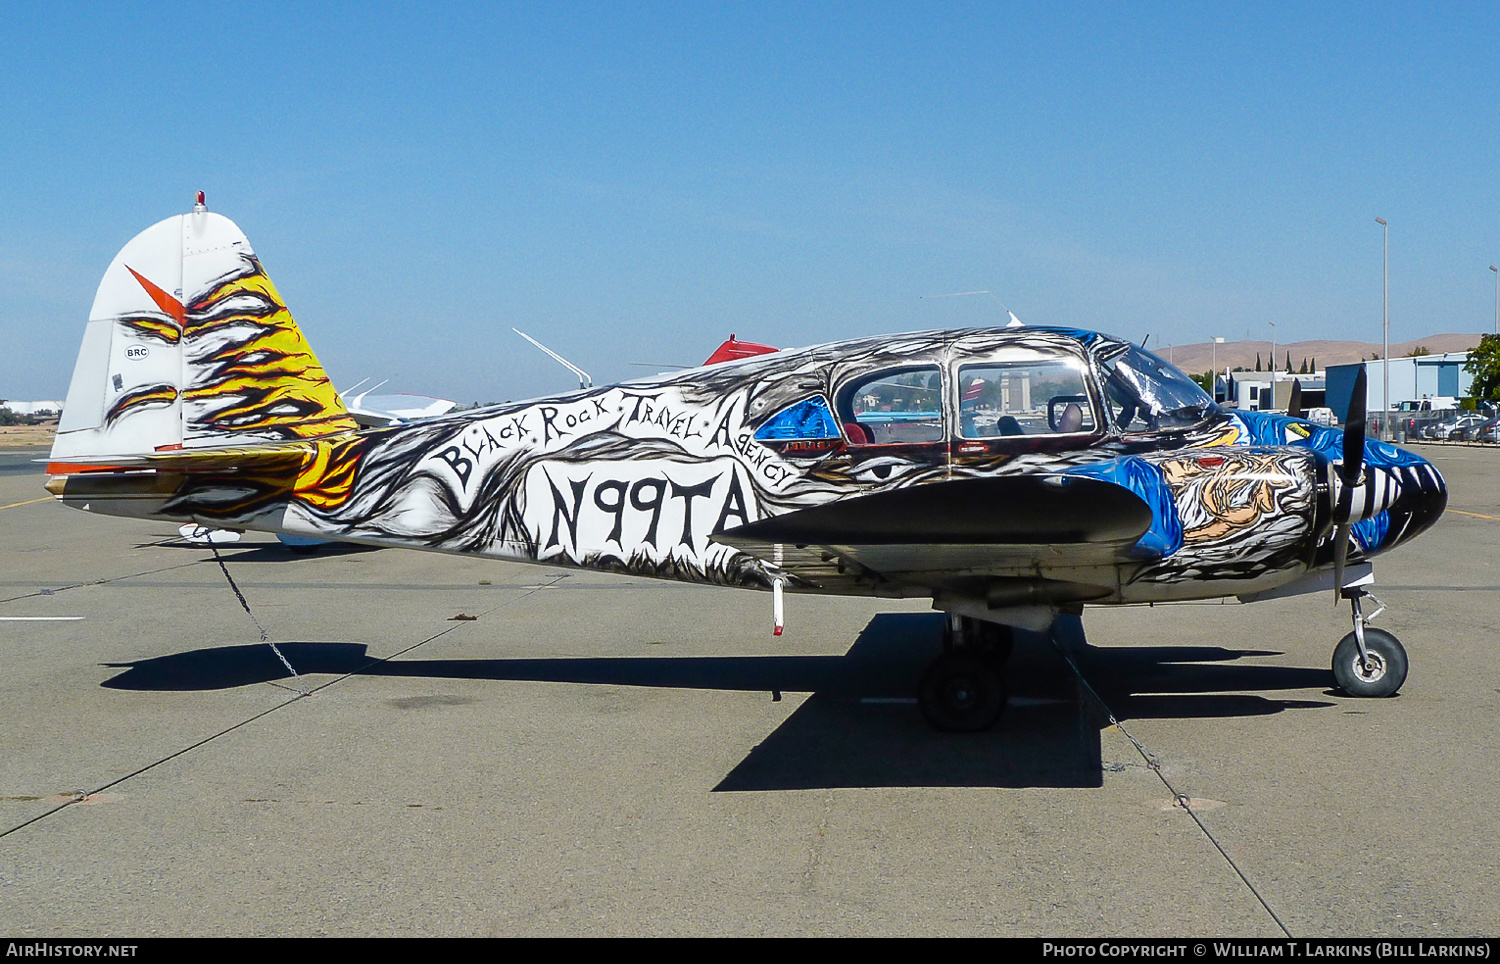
1325;352;1473;417
1216;371;1326;412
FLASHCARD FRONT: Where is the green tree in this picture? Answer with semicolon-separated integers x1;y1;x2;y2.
1255;353;1262;371
1463;334;1500;401
1405;345;1431;357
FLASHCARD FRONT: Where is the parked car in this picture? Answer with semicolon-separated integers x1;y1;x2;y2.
1457;415;1500;442
1424;413;1487;440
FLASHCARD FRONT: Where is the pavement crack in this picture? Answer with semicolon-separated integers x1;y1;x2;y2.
0;691;304;841
0;559;210;605
0;571;573;842
1052;637;1295;939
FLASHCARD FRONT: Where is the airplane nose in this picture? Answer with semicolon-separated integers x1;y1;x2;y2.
1402;452;1447;532
1368;442;1447;548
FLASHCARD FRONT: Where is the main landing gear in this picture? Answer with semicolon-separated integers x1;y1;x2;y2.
1333;587;1408;698
918;616;1014;732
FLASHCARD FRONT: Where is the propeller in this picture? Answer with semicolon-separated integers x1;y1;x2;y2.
1331;366;1367;598
1287;379;1303;419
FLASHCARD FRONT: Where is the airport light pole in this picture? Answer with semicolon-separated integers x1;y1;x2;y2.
1212;336;1224;401
1269;321;1276;410
1376;217;1388;440
1491;265;1497;334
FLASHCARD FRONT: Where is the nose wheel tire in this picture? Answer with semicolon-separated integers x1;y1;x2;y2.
1332;628;1407;698
919;652;1007;732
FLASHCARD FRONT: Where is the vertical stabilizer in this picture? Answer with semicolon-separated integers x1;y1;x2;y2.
52;205;356;460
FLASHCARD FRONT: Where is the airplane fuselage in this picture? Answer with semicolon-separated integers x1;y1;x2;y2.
42;206;1448;717
51;327;1447;611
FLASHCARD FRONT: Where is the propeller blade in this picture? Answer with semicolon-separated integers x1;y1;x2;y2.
1330;368;1369;600
1342;367;1367;482
1288;379;1303;419
1333;367;1368;520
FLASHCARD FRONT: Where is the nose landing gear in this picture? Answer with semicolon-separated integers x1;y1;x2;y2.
1333;587;1407;698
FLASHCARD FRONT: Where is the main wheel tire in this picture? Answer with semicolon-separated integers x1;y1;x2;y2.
918;653;1007;732
1332;628;1408;698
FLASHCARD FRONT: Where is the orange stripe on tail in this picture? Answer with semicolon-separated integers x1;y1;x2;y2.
124;266;186;327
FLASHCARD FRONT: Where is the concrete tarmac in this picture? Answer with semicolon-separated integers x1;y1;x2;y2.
1;442;1496;937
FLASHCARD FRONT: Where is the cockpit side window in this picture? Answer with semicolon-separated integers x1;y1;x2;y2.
956;354;1097;439
840;366;945;444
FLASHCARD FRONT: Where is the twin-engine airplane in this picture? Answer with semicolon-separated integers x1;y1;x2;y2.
45;199;1447;731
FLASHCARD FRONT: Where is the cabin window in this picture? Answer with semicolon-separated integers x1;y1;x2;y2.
753;397;841;441
843;366;945;444
956;357;1096;438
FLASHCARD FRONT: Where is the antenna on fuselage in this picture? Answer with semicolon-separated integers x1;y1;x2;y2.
512;328;592;390
921;290;1024;327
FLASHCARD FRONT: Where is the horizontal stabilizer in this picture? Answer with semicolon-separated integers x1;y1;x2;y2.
46;442;313;476
43;438;343;523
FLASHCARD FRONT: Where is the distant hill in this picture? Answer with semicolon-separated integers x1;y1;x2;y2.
1156;333;1482;374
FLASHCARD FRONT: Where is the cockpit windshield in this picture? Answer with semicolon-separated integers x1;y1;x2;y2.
1100;344;1216;432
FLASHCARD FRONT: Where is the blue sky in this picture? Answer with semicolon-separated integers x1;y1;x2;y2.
3;3;1499;404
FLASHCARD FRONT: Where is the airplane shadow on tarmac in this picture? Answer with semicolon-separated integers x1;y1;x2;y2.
99;613;1335;791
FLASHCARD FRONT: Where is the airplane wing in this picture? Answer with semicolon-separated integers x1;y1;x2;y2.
713;474;1155;597
346;393;457;428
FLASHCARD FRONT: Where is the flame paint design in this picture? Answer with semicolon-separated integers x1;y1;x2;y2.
148;436;369;521
294;437;367;510
120;315;182;344
181;258;357;441
104;383;179;426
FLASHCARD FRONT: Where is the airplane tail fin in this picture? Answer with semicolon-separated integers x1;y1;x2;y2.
51;199;357;462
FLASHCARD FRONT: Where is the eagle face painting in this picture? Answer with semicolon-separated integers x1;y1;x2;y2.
46;204;1448;725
